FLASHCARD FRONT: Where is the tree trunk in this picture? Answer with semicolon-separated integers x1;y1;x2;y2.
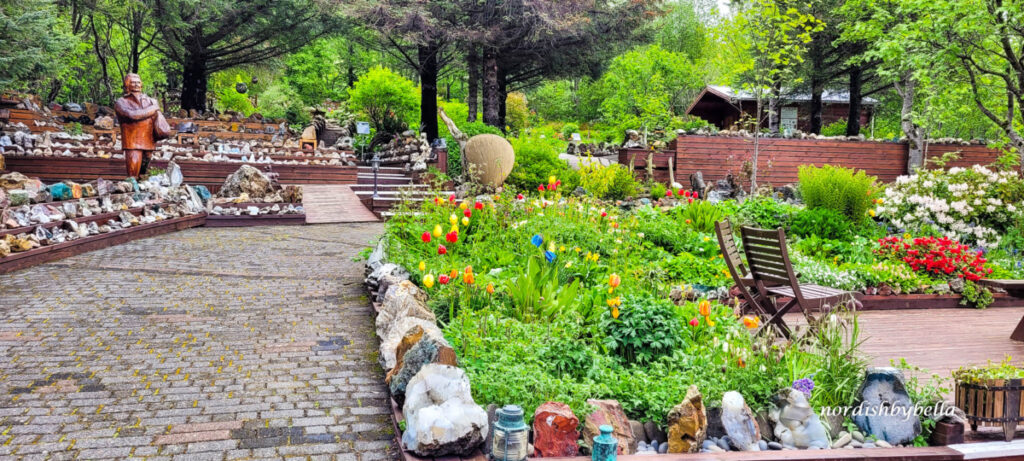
180;54;208;112
751;95;761;194
347;43;356;88
466;46;479;122
481;49;500;128
418;43;439;142
846;65;863;136
497;65;507;130
897;74;924;172
810;77;824;134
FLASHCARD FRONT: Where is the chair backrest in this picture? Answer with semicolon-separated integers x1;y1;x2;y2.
740;226;800;291
715;219;748;279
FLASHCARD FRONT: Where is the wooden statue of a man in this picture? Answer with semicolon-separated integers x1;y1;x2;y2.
114;73;161;178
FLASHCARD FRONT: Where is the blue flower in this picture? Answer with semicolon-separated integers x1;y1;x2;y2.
544;251;557;263
531;234;544;247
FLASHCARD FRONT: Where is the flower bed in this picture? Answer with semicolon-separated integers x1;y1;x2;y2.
368;171;1023;457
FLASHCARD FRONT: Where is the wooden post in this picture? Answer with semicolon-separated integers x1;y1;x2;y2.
1005;379;1021;442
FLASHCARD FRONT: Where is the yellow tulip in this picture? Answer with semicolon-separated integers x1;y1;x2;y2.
548;175;557;185
449;214;458;224
698;299;711;317
423;274;435;288
460;201;469;210
608;273;621;288
461;216;470;226
432;224;443;238
868;209;876;217
418;261;426;272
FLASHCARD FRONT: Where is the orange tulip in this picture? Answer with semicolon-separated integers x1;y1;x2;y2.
608;273;621;288
486;282;495;294
698;299;711;317
742;316;760;330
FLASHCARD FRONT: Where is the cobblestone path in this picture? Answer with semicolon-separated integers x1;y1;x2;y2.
0;223;398;461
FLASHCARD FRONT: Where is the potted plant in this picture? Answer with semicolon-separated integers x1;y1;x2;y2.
953;357;1024;441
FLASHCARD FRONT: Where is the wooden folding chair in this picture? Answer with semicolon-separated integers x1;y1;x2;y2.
740;226;857;337
716;221;760;303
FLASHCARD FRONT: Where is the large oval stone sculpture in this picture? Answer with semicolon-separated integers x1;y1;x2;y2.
463;134;514;187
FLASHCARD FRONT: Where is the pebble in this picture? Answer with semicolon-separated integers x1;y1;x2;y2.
850;440;863;448
876;440;893;448
767;442;783;450
758;440;768;450
716;437;731;451
708;445;726;453
852;431;865;442
701;440;716;451
807;445;822;450
832;433;852;449
658;443;668;454
863;442;876;448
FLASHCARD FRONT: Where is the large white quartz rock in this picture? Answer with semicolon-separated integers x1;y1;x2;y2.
721;391;761;451
401;364;488;457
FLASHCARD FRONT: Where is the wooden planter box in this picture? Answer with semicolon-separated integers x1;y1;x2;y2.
956;378;1024;441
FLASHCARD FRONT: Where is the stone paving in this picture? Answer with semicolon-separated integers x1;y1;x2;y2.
0;223;399;461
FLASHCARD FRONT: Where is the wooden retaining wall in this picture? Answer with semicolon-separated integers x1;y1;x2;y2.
621;135;1011;187
1;157;358;191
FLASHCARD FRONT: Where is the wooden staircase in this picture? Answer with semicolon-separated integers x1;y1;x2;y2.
354;165;450;219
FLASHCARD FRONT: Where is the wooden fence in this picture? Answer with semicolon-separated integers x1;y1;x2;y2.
619;135;1010;187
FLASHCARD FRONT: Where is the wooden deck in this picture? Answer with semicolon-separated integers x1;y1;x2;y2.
302;184;379;224
849;306;1024;378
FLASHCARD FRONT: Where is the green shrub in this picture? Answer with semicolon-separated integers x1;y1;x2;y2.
561;122;580;140
735;196;798;229
791;208;853;240
347;66;419;135
650;182;667;199
662;252;731;288
580;163;637;200
798;165;877;220
259;82;308;125
820;119;847;137
507;133;579;192
600;294;684;365
506;92;529;133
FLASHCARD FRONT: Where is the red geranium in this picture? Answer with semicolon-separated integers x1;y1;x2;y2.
876;236;992;281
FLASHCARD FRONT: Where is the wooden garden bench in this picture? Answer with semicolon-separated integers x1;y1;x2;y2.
979;279;1024;341
739;226;859;337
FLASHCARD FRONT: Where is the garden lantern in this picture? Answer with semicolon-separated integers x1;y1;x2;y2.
592;425;617;461
490;405;528;461
371;152;381;199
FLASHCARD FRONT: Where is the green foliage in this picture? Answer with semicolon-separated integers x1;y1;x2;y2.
561;123;580;141
530;80;584;122
674;200;727;233
800;308;868;409
791;208;853;240
798;165;878;220
600;294;685;365
211;72;255;115
820;119;848;137
259;83;309;125
662;252;731;288
579;163;637;200
507;133;580;192
735;196;798;229
959;280;994;309
347;66;419;134
0;0;74;89
649;182;668;199
282;37;358;105
954;356;1024;383
503;256;581;323
595;44;703;132
505;92;530;133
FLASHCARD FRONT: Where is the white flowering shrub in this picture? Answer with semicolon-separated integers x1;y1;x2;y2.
792;253;867;291
877;165;1024;248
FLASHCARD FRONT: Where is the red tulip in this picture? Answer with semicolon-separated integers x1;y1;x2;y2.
448;194;456;203
600;211;607;218
474;202;484;210
438;245;447;255
538;184;546;191
665;190;673;197
421;232;431;243
516;193;524;200
687;198;694;204
438;274;450;284
446;231;458;243
689;317;699;327
463;209;472;218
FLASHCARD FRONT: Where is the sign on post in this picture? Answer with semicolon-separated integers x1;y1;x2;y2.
356;121;371;135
